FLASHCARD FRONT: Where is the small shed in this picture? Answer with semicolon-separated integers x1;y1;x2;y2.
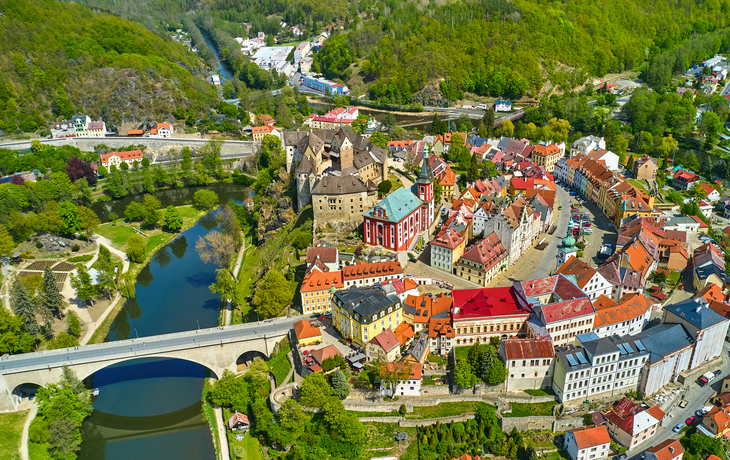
11;252;21;263
228;412;250;432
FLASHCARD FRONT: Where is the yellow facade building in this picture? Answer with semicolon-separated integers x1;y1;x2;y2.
332;286;403;347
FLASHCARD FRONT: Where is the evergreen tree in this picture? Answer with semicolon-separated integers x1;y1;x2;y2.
700;156;714;179
42;267;64;318
482;108;495;138
431;114;447;135
11;277;40;338
467;153;479;183
330;370;350;399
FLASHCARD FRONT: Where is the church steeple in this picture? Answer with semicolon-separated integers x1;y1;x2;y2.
417;143;434;184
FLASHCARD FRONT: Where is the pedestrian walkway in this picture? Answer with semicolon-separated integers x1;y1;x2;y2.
213;405;231;460
224;233;246;326
19;400;37;460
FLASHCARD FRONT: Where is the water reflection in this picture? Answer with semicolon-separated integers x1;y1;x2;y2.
136;265;154;288
79;358;215;460
152;247;172;268
169;236;187;260
198;211;219;231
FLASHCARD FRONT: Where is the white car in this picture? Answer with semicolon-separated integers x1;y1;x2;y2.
583;228;593;234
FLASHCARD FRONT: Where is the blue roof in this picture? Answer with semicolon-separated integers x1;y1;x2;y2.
363;187;423;223
495;99;511;105
664;298;728;330
694;264;726;283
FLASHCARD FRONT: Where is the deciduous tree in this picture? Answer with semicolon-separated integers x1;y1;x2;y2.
164;206;183;231
126;234;147;263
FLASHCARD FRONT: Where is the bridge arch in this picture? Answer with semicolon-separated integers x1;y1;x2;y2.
235;350;269;368
76;354;222;383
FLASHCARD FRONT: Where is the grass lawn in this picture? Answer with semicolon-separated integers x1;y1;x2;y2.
388;174;404;192
668;270;681;285
229;432;264;460
0;410;28;460
427;353;448;365
95;223;136;248
524;388;556;397
408;401;494;419
503;401;558;417
268;338;292;386
363;422;417;455
626;179;646;191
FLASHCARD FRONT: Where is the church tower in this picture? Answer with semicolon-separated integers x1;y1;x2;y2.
415;143;435;230
556;234;579;269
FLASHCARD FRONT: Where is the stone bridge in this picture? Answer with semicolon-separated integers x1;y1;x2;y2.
0;136;260;157
0;316;302;411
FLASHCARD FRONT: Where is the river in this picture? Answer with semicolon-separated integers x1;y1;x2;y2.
79;184;250;459
201;33;233;82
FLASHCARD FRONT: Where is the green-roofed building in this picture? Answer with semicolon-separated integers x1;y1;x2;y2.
363;186;424;251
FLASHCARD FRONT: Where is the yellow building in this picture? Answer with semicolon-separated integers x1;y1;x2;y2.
294;320;322;347
299;271;343;315
332;285;403;347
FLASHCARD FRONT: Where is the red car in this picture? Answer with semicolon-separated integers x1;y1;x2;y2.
686;416;695;425
679;284;684;290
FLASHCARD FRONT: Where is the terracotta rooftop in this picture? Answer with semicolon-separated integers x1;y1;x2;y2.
310;344;342;365
568;425;611;449
370;328;400;353
294;320;321;340
555;256;597;290
594;294;653;328
645;439;683;460
342;261;403;280
306;246;338;264
300;270;343;293
452;287;528;321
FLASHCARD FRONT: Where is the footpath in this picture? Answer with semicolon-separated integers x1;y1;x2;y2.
224;234;246;326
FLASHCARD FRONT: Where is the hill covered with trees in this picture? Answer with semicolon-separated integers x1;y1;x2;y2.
0;0;218;134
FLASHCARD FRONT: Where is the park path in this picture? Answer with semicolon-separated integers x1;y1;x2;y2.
19;401;37;460
224;234;246;326
92;234;130;273
213;406;231;460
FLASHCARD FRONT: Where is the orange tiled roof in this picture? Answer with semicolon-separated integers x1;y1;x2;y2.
342;261;403;280
569;425;611;449
555;256;596;290
300;270;343;292
381;362;421;380
594;294;653;328
696;284;725;304
429;315;455;338
645;439;683;460
294;320;321;340
394;322;415;345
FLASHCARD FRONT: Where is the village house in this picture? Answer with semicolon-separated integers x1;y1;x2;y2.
494;99;512;112
428;313;456;355
455;232;509;286
632;155;659;180
531;144;562;172
452;286;531;345
228;412;250;432
252;125;281;142
306;245;339;272
100;150;144;169
403;292;453;334
603;397;664;449
473;196;540;268
501;338;555;392
150;122;174;138
555;256;612;301
379;362;422;397
570;135;606;157
379;278;419;303
564;425;611;460
311;175;378;231
430;227;465;273
672;170;701;191
699;404;730;438
644;440;684;460
366;328;401;362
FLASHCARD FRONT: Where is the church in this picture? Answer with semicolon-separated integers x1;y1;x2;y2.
361;147;435;252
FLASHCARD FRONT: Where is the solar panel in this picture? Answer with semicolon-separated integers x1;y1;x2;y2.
635;340;646;352
576;352;588;364
566;354;578;366
617;343;628;355
623;342;635;353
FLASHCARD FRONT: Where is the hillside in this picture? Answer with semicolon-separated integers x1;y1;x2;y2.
0;0;218;134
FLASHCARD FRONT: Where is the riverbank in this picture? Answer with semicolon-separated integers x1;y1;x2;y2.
86;204;208;344
0;409;29;460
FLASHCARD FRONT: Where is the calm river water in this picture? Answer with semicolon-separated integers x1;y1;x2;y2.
79;184;250;459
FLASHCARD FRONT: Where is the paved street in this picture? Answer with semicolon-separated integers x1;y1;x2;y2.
626;343;730;458
0;315;304;373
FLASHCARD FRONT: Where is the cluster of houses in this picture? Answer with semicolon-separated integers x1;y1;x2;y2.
127;122;174;138
682;54;730;96
295;232;730;406
51;115;108;139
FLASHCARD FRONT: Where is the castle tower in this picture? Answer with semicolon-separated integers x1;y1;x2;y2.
415;143;435;230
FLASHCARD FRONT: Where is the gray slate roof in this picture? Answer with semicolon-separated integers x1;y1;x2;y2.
311;175;367;195
333;286;399;323
664;298;729;330
631;324;694;364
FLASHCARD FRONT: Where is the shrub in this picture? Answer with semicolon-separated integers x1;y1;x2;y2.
108;212;118;221
71;244;80;252
35;241;43;249
233;445;244;459
576;251;584;258
399;404;407;416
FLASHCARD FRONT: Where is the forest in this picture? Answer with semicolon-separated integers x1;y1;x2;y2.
0;0;218;134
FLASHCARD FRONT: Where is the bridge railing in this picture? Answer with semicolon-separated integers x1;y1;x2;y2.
0;317;305;375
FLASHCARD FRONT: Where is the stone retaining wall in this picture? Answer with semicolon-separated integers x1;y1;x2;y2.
358;414;477;427
553;417;584;432
499;415;555;432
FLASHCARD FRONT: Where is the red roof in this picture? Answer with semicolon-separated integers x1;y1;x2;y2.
306;246;338;264
510;177;535;190
101;149;143;163
370;328;400;353
452;287;528;321
381;362;421;380
691;216;709;228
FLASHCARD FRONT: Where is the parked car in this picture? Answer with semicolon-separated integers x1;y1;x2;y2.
686;416;695;424
673;423;684;432
696;410;704;417
584;229;593;234
679;400;689;408
583;223;591;227
715;370;723;377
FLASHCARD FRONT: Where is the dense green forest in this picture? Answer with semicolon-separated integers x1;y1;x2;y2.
64;0;730;105
0;0;218;133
